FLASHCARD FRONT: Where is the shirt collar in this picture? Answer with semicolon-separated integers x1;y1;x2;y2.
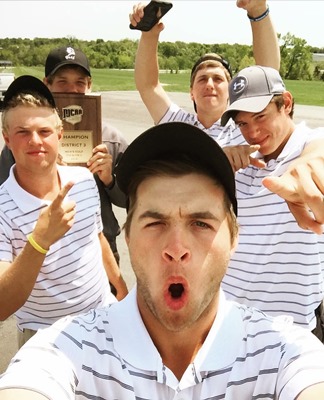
254;122;310;162
4;165;49;213
109;288;244;380
4;165;70;213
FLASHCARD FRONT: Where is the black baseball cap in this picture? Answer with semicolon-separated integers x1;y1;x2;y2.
115;122;237;215
221;66;286;126
191;53;233;81
3;75;56;109
45;46;91;77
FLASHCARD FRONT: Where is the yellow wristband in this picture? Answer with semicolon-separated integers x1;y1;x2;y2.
27;234;48;255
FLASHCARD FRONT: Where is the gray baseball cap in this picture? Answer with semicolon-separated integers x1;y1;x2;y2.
221;66;285;126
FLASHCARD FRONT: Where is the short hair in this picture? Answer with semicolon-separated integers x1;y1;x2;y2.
2;92;62;132
271;94;295;118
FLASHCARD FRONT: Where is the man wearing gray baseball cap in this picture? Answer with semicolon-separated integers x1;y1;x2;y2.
220;65;324;341
221;65;286;126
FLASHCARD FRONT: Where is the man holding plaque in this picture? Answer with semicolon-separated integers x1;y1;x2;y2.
0;46;128;278
0;75;127;349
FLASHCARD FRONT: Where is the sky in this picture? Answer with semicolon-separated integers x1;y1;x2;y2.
1;1;323;48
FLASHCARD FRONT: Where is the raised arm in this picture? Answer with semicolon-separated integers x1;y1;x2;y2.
237;0;280;70
131;3;171;124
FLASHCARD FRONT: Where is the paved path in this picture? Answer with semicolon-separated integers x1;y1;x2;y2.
1;91;324;373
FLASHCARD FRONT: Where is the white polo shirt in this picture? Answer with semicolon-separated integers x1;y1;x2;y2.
159;102;246;146
0;288;323;399
222;123;324;329
0;165;115;331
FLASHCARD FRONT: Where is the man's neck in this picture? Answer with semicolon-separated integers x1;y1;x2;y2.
159;330;209;380
138;295;218;381
14;165;61;200
196;107;225;129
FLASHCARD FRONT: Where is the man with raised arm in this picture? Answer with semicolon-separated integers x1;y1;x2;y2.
130;0;324;234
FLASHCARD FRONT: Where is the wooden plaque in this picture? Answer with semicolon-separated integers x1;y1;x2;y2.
53;93;102;166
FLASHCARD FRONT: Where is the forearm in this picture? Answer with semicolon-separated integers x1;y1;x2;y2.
0;244;45;320
301;138;324;157
135;31;160;95
288;138;324;170
99;233;128;300
249;3;280;70
105;179;127;208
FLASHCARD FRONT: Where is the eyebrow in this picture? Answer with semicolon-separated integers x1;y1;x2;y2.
138;210;165;221
138;210;219;221
197;71;225;79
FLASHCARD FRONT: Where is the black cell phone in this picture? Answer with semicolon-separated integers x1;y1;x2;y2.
130;1;173;32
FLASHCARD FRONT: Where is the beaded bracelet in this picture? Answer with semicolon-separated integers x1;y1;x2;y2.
27;234;48;255
247;6;270;22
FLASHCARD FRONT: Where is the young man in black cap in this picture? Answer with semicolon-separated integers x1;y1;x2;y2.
0;121;324;399
220;65;324;340
0;75;127;348
0;46;128;274
130;0;279;142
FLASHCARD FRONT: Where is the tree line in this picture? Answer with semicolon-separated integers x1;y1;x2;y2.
0;34;323;81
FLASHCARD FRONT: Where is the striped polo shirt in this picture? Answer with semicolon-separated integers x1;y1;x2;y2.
0;288;323;399
0;165;115;331
222;123;324;329
159;102;246;146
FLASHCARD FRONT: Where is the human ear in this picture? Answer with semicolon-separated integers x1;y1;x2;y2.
283;91;293;114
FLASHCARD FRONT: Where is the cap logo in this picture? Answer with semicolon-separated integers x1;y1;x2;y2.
232;77;247;94
65;47;76;61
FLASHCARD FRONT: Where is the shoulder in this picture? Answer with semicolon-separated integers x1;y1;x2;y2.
51;306;114;354
57;166;97;194
238;303;321;353
58;165;93;180
102;122;126;141
158;102;197;125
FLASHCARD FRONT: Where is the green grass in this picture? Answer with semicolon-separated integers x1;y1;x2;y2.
12;67;324;107
284;80;324;107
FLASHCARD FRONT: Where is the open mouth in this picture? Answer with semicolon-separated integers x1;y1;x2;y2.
168;283;184;299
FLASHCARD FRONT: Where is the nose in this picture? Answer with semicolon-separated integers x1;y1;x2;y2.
28;131;42;145
242;122;260;140
206;77;214;88
162;227;191;264
65;83;80;93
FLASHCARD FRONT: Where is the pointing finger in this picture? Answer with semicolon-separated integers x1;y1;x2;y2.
52;181;75;207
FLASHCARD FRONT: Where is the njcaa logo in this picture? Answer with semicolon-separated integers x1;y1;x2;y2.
232;77;247;94
62;105;83;125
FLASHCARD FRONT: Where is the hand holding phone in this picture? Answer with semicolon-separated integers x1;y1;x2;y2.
130;1;173;32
